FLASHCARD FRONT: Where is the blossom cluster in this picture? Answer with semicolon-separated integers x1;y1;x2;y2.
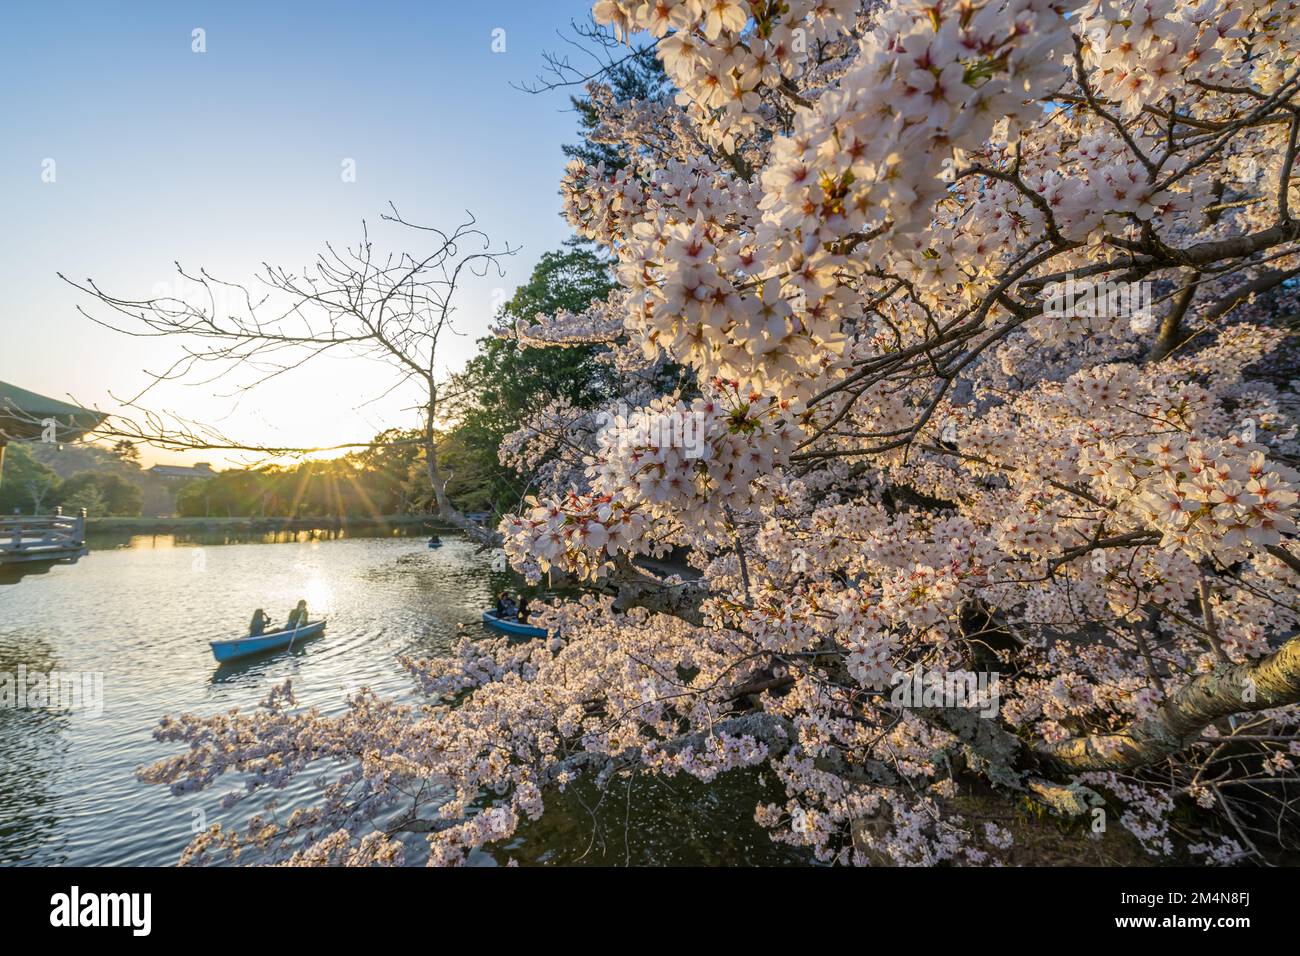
1081;435;1299;561
593;0;860;147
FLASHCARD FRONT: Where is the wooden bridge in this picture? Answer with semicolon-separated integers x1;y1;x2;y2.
0;381;105;581
0;509;89;573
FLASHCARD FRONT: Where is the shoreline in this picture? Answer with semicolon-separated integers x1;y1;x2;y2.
84;514;455;535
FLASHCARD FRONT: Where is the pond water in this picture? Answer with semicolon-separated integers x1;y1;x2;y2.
0;530;805;866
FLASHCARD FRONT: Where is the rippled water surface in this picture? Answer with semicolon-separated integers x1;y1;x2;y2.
0;531;806;866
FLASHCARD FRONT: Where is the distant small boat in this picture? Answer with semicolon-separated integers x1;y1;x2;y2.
427;537;442;548
210;620;327;663
482;611;546;638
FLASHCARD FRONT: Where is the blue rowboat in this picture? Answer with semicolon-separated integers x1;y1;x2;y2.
482;611;546;638
210;620;327;663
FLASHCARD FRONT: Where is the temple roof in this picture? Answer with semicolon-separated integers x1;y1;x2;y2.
0;381;107;444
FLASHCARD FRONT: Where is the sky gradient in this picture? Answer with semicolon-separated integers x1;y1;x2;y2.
1;0;596;466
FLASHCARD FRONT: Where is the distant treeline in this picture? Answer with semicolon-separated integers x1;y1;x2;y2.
1;243;626;522
171;435;424;519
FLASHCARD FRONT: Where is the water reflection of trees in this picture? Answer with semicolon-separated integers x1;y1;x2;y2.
86;523;432;553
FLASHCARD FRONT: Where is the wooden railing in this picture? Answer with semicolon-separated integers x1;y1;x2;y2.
0;509;87;559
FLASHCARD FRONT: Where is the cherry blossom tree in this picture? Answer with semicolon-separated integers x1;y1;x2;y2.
145;0;1300;865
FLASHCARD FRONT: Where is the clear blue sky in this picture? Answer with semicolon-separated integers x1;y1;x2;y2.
1;0;596;465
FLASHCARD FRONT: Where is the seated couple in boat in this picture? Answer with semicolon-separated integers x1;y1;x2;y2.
248;599;309;637
494;591;530;623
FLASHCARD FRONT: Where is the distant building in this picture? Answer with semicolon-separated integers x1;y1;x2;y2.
147;462;216;480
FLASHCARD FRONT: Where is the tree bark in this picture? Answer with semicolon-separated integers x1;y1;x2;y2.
1147;272;1197;362
1035;634;1300;772
423;398;500;546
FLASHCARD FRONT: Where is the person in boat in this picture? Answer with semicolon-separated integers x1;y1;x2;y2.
494;590;517;620
286;599;308;630
517;594;531;623
249;608;271;637
428;534;441;546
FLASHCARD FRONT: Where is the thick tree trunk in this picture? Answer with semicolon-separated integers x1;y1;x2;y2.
1147;275;1196;362
1035;635;1300;772
423;405;500;546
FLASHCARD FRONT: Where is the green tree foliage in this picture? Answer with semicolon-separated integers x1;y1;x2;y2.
55;472;143;517
441;247;615;514
0;443;61;515
111;440;141;464
171;433;426;519
345;428;426;514
59;485;106;517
